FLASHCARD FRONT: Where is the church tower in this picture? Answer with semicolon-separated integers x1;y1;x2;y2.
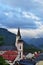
17;39;23;59
15;28;23;60
15;28;21;47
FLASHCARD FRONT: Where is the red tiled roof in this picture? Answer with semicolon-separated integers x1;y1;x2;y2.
1;51;18;62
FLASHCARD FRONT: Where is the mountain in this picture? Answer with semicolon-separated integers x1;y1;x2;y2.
0;28;41;53
23;41;41;54
25;38;43;50
0;28;16;45
21;36;43;51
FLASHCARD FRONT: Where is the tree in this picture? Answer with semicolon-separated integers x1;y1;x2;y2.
0;56;10;65
0;36;4;46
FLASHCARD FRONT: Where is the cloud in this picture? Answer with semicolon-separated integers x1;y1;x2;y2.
4;12;9;16
34;0;43;4
0;0;43;38
0;0;43;30
22;11;40;20
35;21;42;27
4;12;14;18
0;24;7;28
22;11;41;23
0;3;42;29
0;4;38;28
8;25;43;38
22;11;42;28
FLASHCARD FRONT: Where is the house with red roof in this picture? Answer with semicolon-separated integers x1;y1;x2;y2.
1;51;18;63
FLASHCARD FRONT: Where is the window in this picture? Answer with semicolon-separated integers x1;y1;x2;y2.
20;45;21;49
20;52;21;58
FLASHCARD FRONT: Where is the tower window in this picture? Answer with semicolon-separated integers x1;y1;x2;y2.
20;52;21;58
20;46;21;49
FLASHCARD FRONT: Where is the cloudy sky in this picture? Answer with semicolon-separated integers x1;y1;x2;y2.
0;0;43;38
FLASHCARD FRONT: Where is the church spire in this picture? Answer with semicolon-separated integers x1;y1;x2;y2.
17;28;21;38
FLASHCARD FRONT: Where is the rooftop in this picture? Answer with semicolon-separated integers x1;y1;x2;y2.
1;51;18;62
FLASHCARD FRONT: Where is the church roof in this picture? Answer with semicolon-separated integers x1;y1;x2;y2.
17;28;21;38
